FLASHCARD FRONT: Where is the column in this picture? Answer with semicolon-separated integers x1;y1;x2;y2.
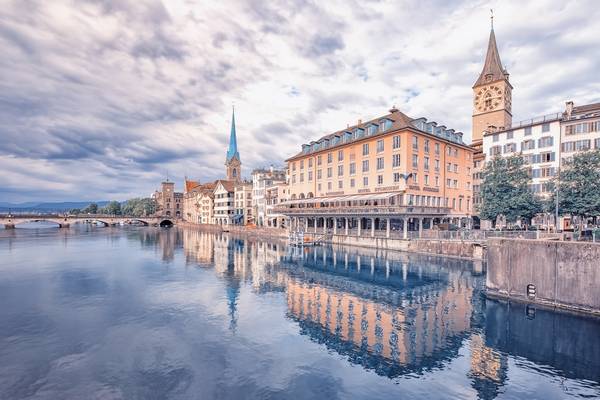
333;217;337;235
314;217;318;234
357;218;362;236
371;218;375;238
403;218;408;239
419;218;423;237
345;217;349;236
386;218;391;238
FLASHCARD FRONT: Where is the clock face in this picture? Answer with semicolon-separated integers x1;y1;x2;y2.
474;85;505;112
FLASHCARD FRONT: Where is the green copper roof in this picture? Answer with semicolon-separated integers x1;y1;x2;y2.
226;107;240;162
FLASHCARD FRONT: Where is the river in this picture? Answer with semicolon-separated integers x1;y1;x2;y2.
0;225;599;399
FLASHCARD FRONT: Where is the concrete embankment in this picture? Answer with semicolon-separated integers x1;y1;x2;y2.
486;238;600;316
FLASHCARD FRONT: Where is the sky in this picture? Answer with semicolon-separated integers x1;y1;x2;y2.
1;0;599;203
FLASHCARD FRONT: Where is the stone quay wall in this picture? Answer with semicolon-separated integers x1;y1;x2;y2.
486;238;600;316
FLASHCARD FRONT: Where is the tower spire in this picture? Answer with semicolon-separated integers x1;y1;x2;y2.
473;15;508;88
226;105;240;163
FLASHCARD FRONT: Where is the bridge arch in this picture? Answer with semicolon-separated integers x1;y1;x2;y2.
159;219;174;228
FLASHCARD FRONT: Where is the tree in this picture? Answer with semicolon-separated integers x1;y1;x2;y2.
479;154;542;227
103;201;122;215
83;203;98;214
122;198;156;216
550;150;600;226
69;208;81;215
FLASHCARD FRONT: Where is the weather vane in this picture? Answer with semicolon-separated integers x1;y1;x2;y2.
490;8;494;29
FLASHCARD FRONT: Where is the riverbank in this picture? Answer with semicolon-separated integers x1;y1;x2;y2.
176;221;486;260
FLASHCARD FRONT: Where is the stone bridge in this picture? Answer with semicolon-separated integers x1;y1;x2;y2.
0;214;176;229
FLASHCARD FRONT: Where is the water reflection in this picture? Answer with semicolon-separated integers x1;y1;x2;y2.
1;226;599;399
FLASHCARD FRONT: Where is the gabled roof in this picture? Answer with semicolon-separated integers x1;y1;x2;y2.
184;179;200;193
473;28;509;88
214;179;235;193
573;102;600;115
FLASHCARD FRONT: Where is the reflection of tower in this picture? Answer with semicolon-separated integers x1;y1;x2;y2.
468;333;508;400
225;107;242;183
224;239;241;332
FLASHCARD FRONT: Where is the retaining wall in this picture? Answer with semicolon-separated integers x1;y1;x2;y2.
486;238;600;316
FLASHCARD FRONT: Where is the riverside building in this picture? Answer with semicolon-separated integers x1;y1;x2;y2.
276;107;474;237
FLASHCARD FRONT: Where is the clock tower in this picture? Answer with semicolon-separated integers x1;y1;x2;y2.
472;24;512;142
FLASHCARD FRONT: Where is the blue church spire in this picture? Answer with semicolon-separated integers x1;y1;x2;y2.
226;106;240;163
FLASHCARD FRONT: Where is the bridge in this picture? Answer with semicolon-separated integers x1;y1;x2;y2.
0;214;176;229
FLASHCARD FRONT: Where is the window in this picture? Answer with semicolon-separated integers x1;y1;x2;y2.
308;158;313;168
393;172;401;183
338;150;344;161
380;119;392;131
299;173;304;182
446;178;451;187
292;175;296;184
538;136;553;148
413;173;418;184
317;155;322;165
392;154;401;167
318;183;321;191
562;140;591;152
327;182;332;190
595;138;600;149
317;169;322;179
338;165;344;176
507;130;514;139
453;164;458;173
524;126;532;136
362;160;369;172
540;152;555;163
504;143;517;153
435;159;440;172
493;134;499;142
363;176;368;187
393;135;401;149
349;162;356;175
362;143;369;156
424;156;430;170
521;140;535;151
377;139;384;153
424;139;430;153
338;180;343;189
292;162;296;171
412;136;418;150
300;160;304;169
542;123;550;133
435;176;440;187
327;152;332;164
424;175;429;185
447;162;452;171
327;167;332;178
368;124;378;135
453;179;458;188
412;154;418;168
377;157;384;170
565;122;600;135
308;171;313;181
377;175;383;185
435;143;440;155
350;178;355;188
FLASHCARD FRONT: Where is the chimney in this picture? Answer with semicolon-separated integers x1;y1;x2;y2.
358;119;362;125
389;105;399;113
565;101;574;119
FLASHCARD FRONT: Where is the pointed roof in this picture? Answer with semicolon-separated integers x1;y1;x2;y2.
473;28;509;88
226;107;240;163
184;179;200;193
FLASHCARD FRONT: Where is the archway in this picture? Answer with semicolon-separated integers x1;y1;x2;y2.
159;220;174;228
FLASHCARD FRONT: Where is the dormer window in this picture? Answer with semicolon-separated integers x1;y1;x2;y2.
354;128;365;138
367;124;378;135
379;119;392;132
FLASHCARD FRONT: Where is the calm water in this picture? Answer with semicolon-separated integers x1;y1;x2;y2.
1;226;599;400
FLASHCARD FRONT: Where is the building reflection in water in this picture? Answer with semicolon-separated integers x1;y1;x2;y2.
170;228;599;397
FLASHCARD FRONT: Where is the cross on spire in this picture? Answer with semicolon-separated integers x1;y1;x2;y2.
490;8;494;30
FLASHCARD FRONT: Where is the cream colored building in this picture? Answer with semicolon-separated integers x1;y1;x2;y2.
234;181;253;225
153;180;182;218
213;180;235;225
265;182;289;228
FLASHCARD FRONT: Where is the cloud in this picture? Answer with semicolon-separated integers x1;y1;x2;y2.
0;0;599;202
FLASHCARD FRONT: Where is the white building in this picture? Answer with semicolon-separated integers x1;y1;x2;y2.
234;181;253;225
561;101;600;164
483;113;561;198
251;167;286;226
265;182;289;228
213;180;235;225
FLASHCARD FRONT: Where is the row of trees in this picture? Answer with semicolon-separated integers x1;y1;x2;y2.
479;150;600;227
70;198;156;217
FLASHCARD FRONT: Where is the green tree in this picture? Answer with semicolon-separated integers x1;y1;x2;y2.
479;155;542;227
122;198;156;216
83;203;98;214
69;208;81;215
550;150;600;226
103;201;122;215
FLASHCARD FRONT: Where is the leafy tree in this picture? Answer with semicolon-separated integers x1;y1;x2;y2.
83;203;98;214
479;155;542;227
122;198;156;217
69;208;81;215
549;150;600;226
103;201;122;215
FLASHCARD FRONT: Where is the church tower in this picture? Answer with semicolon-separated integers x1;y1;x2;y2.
225;107;242;182
472;19;512;142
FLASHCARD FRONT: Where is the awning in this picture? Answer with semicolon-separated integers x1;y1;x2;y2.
280;191;400;206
